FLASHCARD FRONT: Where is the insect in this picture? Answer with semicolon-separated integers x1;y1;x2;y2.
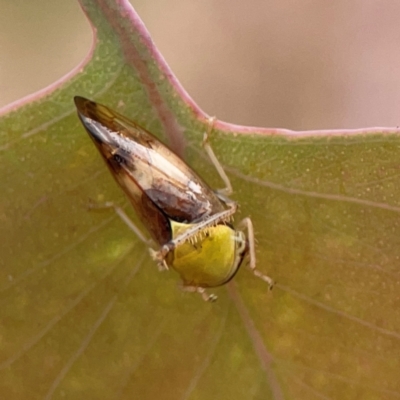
74;96;274;301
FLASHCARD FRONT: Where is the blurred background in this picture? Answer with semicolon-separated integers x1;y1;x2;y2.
1;0;400;130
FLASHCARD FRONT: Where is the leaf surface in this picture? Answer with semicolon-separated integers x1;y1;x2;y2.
1;1;400;399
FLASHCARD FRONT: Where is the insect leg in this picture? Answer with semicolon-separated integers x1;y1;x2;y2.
202;116;233;197
89;201;169;271
182;285;218;302
88;200;153;246
237;217;274;289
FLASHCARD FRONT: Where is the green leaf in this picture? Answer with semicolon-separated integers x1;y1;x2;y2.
1;1;400;399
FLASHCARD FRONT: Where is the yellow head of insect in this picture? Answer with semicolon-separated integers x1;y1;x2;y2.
168;221;247;288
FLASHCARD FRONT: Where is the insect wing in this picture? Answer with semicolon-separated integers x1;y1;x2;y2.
74;97;225;243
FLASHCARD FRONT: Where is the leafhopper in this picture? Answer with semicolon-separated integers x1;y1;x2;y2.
74;97;273;301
